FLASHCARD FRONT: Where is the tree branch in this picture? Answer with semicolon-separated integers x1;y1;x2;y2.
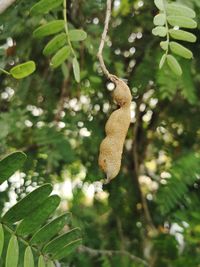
78;245;149;267
97;0;116;81
132;97;157;233
0;0;16;14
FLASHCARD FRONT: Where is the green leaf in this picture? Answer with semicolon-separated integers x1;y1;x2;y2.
154;0;164;11
0;224;4;258
159;54;167;69
72;57;80;83
153;14;166;26
47;261;54;267
30;0;63;15
167;16;197;29
157;152;200;214
169;41;193;59
167;55;182;76
166;3;196;19
33;20;64;38
160;41;168;51
16;195;61;236
152;26;167;37
68;29;87;41
61;62;69;79
38;255;45;267
0;152;26;185
24;246;34;267
30;213;72;245
51;46;71;68
3;184;52;223
43;33;67;56
10;61;36;79
52;239;82;260
169;29;197;43
6;235;19;267
43;227;81;254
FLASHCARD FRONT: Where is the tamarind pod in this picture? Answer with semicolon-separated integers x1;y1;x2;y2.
99;111;130;181
99;137;123;181
98;78;132;182
112;80;132;107
105;108;131;136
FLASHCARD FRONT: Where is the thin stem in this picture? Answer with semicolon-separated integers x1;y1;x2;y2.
4;224;30;247
0;67;10;75
63;0;76;58
162;0;170;56
3;223;35;248
97;0;115;80
133;100;157;233
79;245;149;267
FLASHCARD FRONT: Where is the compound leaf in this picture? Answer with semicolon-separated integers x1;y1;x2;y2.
10;61;36;79
16;195;61;236
0;152;26;185
51;46;71;68
6;235;19;267
0;224;4;257
167;16;197;29
43;228;81;254
169;41;193;59
167;55;182;76
72;57;80;83
68;29;87;41
43;33;67;56
166;3;196;18
52;239;82;260
33;20;64;38
169;29;197;43
30;213;71;245
30;0;63;15
3;184;52;223
24;246;34;267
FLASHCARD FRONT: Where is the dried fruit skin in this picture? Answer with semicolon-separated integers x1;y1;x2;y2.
98;77;132;182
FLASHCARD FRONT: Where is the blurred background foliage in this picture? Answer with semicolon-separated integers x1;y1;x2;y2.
0;0;200;266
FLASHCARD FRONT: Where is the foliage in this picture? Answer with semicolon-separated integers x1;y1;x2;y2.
156;151;200;215
0;152;82;266
31;0;87;82
0;61;36;79
0;0;200;267
153;0;197;75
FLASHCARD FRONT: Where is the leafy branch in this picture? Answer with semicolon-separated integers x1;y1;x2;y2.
157;152;200;215
63;0;76;58
0;152;82;267
31;0;87;83
153;0;197;76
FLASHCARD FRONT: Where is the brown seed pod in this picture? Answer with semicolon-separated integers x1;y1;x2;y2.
98;77;132;183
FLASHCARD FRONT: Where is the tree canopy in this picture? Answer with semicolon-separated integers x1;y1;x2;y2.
0;0;200;266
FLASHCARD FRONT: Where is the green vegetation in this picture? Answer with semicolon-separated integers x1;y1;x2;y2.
0;0;200;266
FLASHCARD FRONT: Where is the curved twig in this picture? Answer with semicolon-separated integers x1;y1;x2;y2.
97;0;117;82
78;245;149;267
